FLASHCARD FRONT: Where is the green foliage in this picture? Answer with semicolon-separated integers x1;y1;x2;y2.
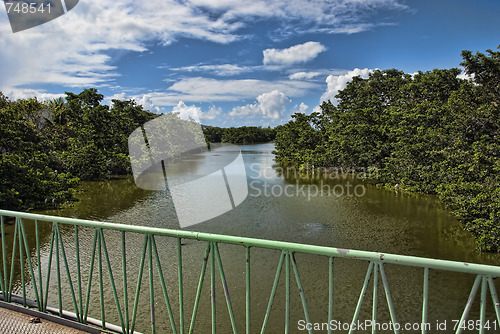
0;88;275;211
461;45;500;102
0;89;157;211
203;126;275;144
274;47;500;252
273;112;327;169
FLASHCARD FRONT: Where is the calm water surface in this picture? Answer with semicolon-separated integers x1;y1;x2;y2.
24;143;500;333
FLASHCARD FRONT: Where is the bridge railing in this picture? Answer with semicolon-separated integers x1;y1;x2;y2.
1;209;500;334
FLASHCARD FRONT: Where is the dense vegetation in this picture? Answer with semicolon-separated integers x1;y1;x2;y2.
0;89;157;211
274;46;500;252
203;125;275;144
0;90;275;211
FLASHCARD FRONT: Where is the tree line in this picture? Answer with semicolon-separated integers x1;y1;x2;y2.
274;46;500;252
203;125;275;144
0;89;275;212
0;89;158;211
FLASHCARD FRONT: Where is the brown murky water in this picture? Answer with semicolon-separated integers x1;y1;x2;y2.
5;143;500;333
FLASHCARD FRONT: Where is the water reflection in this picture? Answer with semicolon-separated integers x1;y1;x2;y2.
23;142;500;333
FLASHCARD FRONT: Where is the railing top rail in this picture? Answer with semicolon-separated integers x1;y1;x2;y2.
1;209;499;276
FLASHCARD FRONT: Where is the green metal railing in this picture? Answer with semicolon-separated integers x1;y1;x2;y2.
1;209;500;333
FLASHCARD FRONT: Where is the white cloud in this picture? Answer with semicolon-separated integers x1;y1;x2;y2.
230;90;290;119
289;71;323;80
0;0;241;94
172;101;202;122
169;64;252;76
320;68;374;104
171;101;222;122
137;94;161;113
1;88;65;101
162;77;319;103
201;106;223;120
263;41;326;65
0;0;407;98
292;102;309;113
188;0;407;32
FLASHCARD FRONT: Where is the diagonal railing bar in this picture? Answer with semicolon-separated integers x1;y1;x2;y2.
0;216;7;298
349;262;400;334
7;217;18;303
97;227;106;328
290;252;312;334
378;263;399;334
98;229;126;333
349;261;374;333
456;274;482;334
188;242;211;334
35;220;44;310
75;226;83;322
55;223;64;316
130;234;149;334
83;229;98;322
151;235;178;334
454;274;500;334
19;219;41;309
97;228;106;328
0;216;6;300
2;210;500;334
487;276;500;323
260;250;286;334
43;222;56;312
55;221;82;322
16;219;26;306
214;243;238;334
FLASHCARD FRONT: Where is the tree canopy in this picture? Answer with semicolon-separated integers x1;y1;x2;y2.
0;89;157;210
203;125;275;144
0;91;276;211
274;45;500;252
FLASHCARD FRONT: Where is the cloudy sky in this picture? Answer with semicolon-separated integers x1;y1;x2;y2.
1;0;499;126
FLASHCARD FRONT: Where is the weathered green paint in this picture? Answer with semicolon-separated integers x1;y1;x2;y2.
1;209;500;334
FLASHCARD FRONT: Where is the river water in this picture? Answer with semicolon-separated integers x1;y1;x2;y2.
22;143;500;333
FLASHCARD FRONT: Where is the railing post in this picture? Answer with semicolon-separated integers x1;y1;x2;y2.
210;242;216;334
1;210;500;334
122;231;130;334
422;267;429;334
0;216;6;299
372;262;379;334
148;234;155;334
246;246;251;334
35;220;43;311
285;251;290;334
178;237;184;334
328;257;334;334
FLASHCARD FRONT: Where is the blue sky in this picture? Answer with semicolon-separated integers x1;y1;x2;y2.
1;0;499;127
